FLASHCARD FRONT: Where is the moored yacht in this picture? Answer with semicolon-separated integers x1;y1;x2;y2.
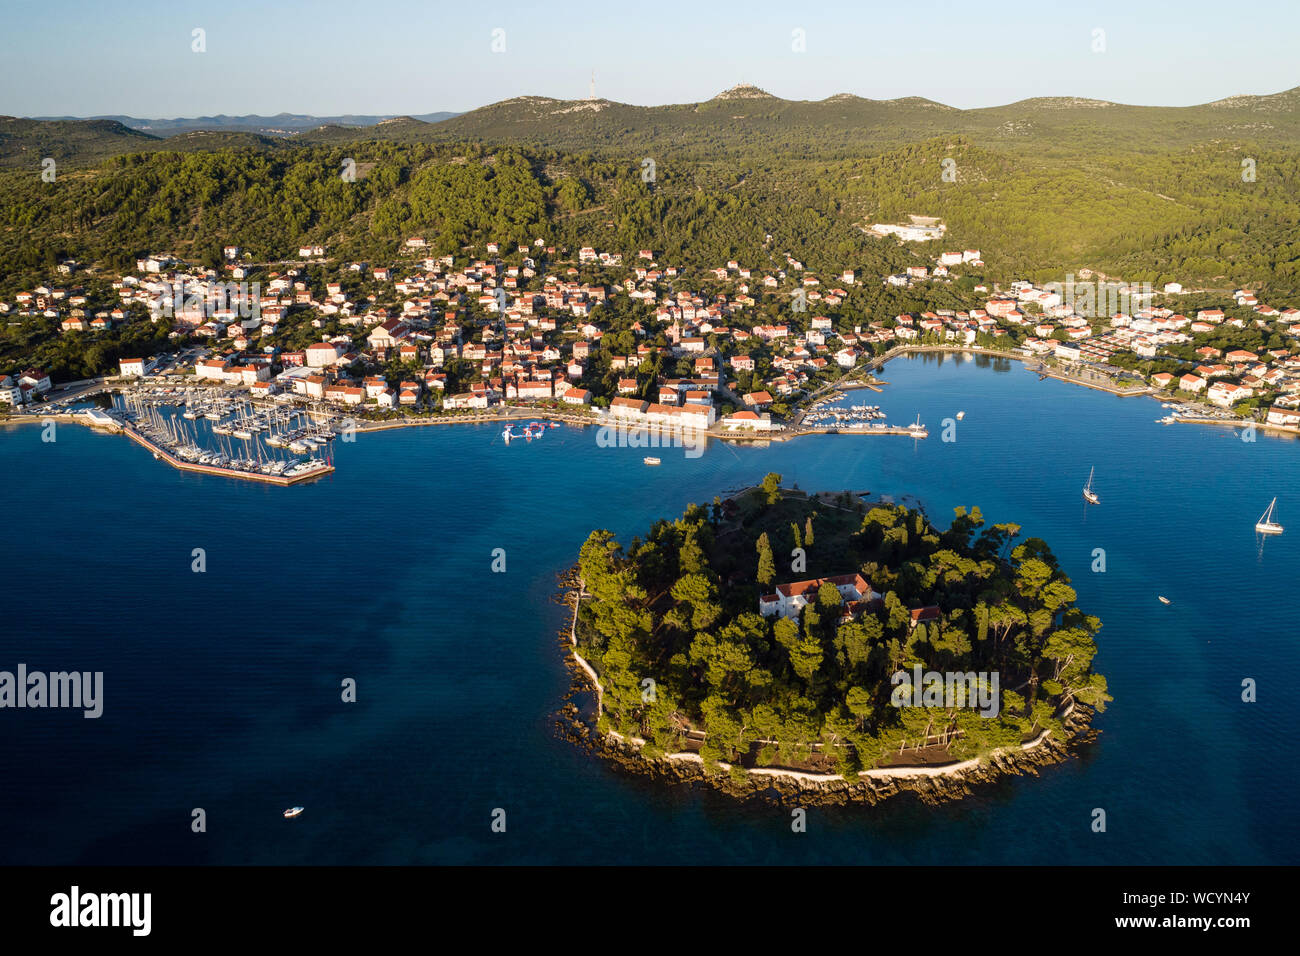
1256;497;1284;535
1083;467;1100;505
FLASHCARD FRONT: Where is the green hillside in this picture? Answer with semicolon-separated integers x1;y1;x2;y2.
425;85;1300;158
0;117;159;169
2;85;1299;297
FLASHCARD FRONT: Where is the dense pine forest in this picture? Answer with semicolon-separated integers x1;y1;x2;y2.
4;86;1300;298
574;477;1109;777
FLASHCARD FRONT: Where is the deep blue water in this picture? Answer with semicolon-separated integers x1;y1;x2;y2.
2;351;1297;865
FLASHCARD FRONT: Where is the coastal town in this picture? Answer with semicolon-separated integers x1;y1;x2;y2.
8;0;1300;897
4;230;1300;482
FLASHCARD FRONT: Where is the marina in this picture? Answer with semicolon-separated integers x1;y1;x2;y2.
800;401;888;430
112;387;336;485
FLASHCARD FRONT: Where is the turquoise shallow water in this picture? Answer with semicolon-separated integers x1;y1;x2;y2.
1;351;1297;864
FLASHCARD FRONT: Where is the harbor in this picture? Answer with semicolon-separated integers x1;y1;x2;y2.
111;386;336;484
799;400;890;430
122;426;334;485
790;391;928;438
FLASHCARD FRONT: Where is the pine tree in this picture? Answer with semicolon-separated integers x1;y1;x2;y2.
756;532;775;587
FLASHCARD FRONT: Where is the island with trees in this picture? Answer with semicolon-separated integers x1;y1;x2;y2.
563;474;1109;804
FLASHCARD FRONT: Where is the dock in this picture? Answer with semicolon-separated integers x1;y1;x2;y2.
123;427;334;486
781;425;925;438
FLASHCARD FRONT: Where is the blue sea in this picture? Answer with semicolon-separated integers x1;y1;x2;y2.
2;351;1297;865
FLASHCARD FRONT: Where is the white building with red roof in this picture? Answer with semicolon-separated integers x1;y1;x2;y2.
305;342;342;368
759;573;877;620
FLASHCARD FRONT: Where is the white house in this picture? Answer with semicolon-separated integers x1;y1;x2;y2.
759;573;877;620
19;369;51;393
305;342;342;368
1208;382;1252;407
720;411;775;431
444;392;487;409
0;376;23;405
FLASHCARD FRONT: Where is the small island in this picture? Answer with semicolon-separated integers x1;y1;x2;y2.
562;475;1109;804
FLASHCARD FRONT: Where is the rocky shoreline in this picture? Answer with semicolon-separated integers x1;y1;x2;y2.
553;573;1100;807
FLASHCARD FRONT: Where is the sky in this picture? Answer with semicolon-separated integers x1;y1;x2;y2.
2;0;1297;117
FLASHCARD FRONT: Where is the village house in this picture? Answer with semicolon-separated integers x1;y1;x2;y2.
1208;381;1253;407
909;606;942;629
444;392;487;410
720;410;775;431
759;574;878;621
1266;406;1300;426
306;342;342;368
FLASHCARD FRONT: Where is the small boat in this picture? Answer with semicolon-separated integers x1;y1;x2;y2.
283;806;304;819
1158;596;1171;605
1083;467;1100;505
956;411;965;420
1255;497;1284;535
643;457;661;465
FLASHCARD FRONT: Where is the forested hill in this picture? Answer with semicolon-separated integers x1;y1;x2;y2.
426;84;1300;157
0;117;159;168
8;84;1300;168
2;84;1300;296
28;112;460;138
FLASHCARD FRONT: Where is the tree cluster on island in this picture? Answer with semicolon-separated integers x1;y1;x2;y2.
575;474;1109;778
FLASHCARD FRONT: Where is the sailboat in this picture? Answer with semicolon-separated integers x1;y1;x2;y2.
1255;497;1284;535
1082;467;1100;505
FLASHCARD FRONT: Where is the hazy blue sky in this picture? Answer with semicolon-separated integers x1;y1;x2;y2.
3;0;1297;117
